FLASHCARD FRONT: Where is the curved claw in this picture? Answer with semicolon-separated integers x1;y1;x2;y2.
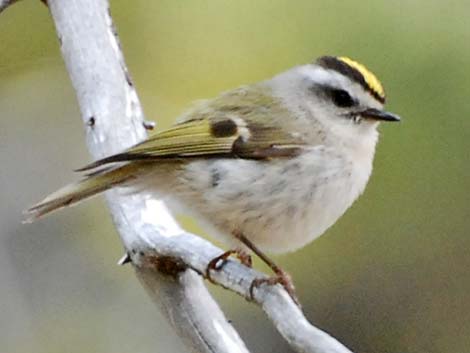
205;249;252;284
249;269;300;307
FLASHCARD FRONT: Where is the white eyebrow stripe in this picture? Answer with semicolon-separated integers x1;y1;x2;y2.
299;66;352;89
299;65;384;110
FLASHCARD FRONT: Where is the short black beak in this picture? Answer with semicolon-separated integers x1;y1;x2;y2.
360;108;401;122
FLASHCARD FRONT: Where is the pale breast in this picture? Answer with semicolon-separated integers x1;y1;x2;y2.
168;146;373;254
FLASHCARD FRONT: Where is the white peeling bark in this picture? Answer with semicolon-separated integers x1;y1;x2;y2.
46;1;248;352
26;0;354;352
0;0;18;13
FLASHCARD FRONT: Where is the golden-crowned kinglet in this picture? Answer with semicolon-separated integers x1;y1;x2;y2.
26;56;400;301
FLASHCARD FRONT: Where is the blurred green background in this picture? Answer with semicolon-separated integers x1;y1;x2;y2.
1;1;469;352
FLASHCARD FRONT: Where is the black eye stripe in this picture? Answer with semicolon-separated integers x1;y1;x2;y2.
309;84;358;108
330;89;356;107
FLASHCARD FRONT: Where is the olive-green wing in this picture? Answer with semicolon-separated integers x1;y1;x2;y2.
78;117;304;171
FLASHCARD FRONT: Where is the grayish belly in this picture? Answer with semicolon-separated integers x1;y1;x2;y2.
166;147;371;253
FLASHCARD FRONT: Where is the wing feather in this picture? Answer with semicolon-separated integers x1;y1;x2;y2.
77;88;306;172
77;119;238;170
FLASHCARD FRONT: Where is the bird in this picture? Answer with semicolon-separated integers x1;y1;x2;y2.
26;55;400;303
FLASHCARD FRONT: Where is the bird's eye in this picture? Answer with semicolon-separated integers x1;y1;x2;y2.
331;89;355;108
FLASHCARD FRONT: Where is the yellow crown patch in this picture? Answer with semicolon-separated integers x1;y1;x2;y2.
338;57;385;102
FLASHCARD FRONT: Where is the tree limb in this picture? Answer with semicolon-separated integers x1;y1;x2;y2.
0;0;18;13
46;1;248;352
29;0;355;352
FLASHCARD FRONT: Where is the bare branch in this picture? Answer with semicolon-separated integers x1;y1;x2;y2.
130;223;354;353
46;1;248;352
24;0;354;352
0;0;18;13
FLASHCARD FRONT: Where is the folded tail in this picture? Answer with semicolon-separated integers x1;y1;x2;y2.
24;163;142;223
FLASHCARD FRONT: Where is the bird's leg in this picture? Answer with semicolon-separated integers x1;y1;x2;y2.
205;248;252;284
233;231;300;306
249;269;299;306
